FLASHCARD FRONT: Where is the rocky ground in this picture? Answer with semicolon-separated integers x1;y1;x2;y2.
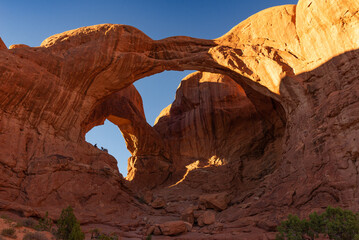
0;213;54;240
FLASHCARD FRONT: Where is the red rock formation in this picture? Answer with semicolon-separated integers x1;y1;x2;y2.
81;85;171;189
0;38;6;49
154;72;285;193
154;72;273;168
0;0;358;238
9;44;30;49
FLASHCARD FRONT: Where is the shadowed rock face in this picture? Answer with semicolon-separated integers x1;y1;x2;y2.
0;0;358;238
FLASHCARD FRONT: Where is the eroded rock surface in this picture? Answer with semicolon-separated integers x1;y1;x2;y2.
0;0;358;239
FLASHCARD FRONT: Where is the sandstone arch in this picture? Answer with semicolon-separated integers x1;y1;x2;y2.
0;0;358;238
81;84;172;188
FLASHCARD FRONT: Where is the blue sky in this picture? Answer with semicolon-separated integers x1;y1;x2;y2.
0;0;297;176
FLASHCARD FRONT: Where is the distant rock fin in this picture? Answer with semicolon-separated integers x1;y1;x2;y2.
0;37;7;49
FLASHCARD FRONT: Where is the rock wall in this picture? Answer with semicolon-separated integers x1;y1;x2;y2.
154;72;285;188
0;0;358;238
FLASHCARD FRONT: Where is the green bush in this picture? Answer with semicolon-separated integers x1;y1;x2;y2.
23;232;47;240
1;228;16;239
35;212;53;231
90;228;118;240
276;206;359;240
22;218;38;229
56;206;84;240
0;215;13;224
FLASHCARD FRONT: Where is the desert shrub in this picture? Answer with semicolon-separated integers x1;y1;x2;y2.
35;212;53;232
96;233;118;240
90;228;118;240
136;196;146;204
56;206;84;240
91;229;100;239
1;227;16;239
15;221;23;228
276;206;359;240
322;206;359;240
0;215;9;220
276;214;308;240
22;218;38;229
23;232;47;240
0;215;13;223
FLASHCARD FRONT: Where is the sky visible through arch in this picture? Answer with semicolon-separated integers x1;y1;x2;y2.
0;0;297;176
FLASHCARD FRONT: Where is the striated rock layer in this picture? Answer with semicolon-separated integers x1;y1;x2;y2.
0;0;358;238
154;72;285;191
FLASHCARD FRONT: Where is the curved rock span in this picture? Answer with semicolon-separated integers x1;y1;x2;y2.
0;0;358;238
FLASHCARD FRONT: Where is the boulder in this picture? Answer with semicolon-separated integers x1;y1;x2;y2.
150;196;166;209
153;226;162;236
181;206;196;225
143;191;153;204
146;226;155;236
197;210;215;226
199;192;230;211
197;214;205;227
202;210;216;225
158;221;189;236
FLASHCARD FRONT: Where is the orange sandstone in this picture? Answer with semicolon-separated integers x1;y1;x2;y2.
0;0;358;239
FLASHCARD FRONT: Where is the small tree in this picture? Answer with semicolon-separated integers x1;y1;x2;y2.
276;206;359;240
276;214;309;240
322;206;359;240
36;212;53;231
56;206;84;240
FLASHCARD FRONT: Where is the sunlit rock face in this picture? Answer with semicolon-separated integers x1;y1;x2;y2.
0;0;358;238
154;72;285;191
81;85;172;189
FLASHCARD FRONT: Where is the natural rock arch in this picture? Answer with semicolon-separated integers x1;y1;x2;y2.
0;21;290;189
81;84;172;186
0;0;358;238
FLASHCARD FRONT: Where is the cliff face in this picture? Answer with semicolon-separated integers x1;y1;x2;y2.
154;72;285;190
0;0;358;238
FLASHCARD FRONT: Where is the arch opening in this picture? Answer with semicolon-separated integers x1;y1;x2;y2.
81;68;287;189
85;119;131;176
82;70;195;181
134;70;196;126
